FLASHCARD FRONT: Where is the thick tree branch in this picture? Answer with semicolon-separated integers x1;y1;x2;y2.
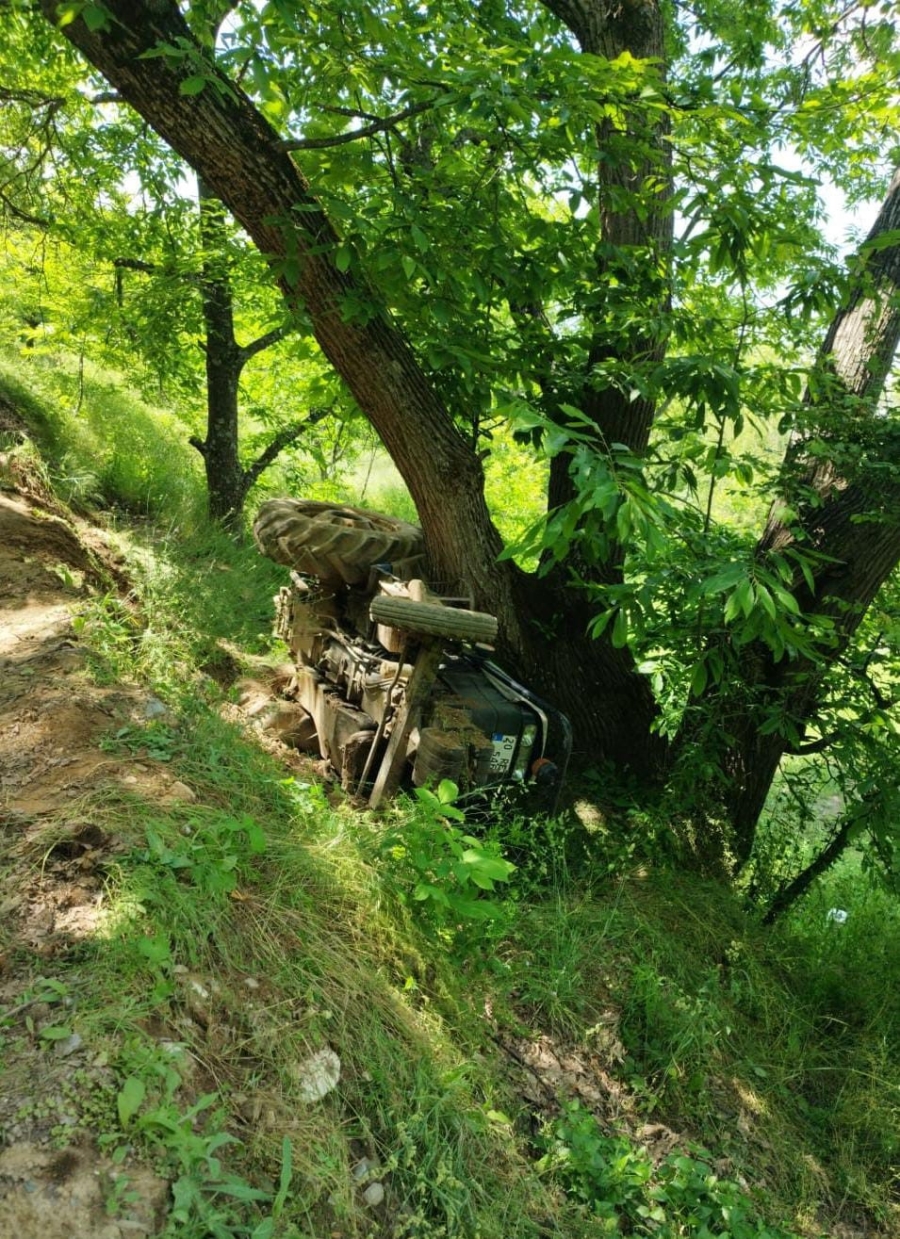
0;87;65;110
698;166;900;853
0;84;65;226
762;806;863;923
40;0;667;775
113;256;156;274
0;188;49;227
539;0;606;51
784;733;840;756
241;406;331;493
238;323;290;365
38;0;493;576
539;0;659;57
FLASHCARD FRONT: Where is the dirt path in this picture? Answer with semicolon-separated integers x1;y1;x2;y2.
0;482;172;1238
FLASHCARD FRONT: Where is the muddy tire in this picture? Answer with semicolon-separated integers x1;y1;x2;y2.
253;499;424;587
369;595;498;644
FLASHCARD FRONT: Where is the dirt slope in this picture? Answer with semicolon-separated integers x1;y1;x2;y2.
0;479;173;1238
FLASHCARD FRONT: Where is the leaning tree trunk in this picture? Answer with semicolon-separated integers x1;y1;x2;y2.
714;166;900;860
41;0;666;775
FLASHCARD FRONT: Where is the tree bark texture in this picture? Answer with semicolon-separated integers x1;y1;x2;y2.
42;0;665;775
195;176;245;529
718;166;900;855
542;0;672;519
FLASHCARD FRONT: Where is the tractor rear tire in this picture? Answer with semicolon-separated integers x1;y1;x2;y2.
254;499;424;587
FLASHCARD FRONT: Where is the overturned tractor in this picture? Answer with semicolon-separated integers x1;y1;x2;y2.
254;498;570;812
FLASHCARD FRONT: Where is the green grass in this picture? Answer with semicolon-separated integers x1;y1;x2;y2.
16;713;581;1238
0;346;205;520
3;382;900;1238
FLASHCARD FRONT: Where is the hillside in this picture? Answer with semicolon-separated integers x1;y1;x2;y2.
1;400;898;1239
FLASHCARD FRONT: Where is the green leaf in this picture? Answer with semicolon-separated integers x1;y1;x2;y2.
699;564;745;596
446;895;497;920
401;255;417;279
137;934;171;967
39;1024;73;1041
723;590;742;624
56;3;84;26
413;881;448;905
334;245;352;273
179;76;208;97
273;1137;293;1217
756;584;776;620
460;851;515;882
117;1076;146;1127
615;501;633;543
735;578;755;618
82;4;110;31
690;660;708;697
611;608;629;648
773;586;801;615
436;779;459;804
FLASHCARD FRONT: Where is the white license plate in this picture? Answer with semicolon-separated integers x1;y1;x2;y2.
489;733;516;773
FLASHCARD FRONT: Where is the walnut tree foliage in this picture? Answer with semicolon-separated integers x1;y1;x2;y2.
6;0;900;910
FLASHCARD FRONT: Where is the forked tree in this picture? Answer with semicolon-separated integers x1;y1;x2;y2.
32;0;900;885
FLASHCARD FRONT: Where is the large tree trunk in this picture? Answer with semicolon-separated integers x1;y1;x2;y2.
714;167;900;858
41;0;665;775
542;0;672;510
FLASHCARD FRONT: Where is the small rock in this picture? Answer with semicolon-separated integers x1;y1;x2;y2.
243;976;260;990
293;1048;341;1102
351;1158;371;1182
242;693;272;718
166;781;197;803
363;1182;385;1207
54;1033;83;1058
123;774;139;785
143;697;168;719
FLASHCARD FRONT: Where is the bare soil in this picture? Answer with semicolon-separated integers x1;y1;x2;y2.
0;479;172;1238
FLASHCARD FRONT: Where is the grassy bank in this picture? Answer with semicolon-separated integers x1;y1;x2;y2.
1;374;898;1238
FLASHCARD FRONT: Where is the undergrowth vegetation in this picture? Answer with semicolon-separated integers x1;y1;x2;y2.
0;348;205;519
2;399;899;1237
